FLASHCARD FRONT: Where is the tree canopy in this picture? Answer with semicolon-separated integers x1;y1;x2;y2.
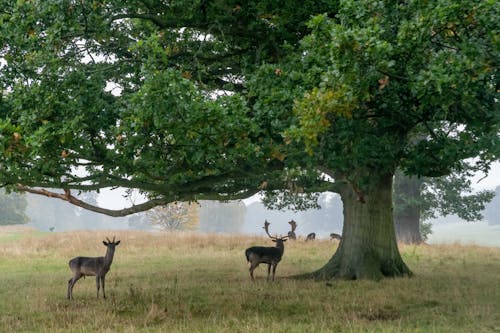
0;0;338;215
1;0;498;279
292;2;498;182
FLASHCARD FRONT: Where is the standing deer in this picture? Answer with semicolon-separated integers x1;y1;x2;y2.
305;232;316;241
67;236;120;300
330;233;342;241
245;220;288;281
287;220;297;240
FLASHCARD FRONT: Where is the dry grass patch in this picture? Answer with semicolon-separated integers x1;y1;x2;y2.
0;229;499;332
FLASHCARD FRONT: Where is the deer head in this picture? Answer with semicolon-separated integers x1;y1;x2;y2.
103;236;120;247
287;220;297;240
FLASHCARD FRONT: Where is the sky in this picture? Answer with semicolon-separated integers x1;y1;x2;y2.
470;161;500;192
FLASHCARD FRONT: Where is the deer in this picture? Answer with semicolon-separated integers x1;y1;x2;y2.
287;219;297;240
67;236;120;300
305;232;316;241
245;220;288;281
330;233;342;241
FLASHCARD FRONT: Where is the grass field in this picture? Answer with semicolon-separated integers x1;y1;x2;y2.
0;226;499;332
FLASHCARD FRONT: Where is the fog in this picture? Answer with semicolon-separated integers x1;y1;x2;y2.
427;221;500;247
20;162;500;247
25;192;343;238
22;190;500;248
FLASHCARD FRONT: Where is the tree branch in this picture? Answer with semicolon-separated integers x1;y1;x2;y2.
16;185;171;217
110;13;182;29
15;183;261;217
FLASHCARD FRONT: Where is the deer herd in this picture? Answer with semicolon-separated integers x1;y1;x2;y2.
66;221;341;299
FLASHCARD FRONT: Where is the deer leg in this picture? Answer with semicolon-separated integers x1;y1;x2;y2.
67;278;72;299
96;275;100;298
101;276;106;299
267;264;272;281
249;262;258;281
271;263;278;281
68;274;82;300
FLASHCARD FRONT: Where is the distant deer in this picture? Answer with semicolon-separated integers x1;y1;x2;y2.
287;220;297;240
305;232;316;241
330;233;342;241
67;236;120;300
245;220;288;281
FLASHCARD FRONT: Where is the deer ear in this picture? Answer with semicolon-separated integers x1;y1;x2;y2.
283;239;287;242
103;241;108;246
115;241;120;245
272;239;277;243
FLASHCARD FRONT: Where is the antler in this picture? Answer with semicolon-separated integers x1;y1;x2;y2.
105;236;117;243
263;220;275;239
263;220;288;240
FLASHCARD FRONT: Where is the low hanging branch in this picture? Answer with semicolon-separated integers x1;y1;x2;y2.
15;184;263;217
16;185;170;217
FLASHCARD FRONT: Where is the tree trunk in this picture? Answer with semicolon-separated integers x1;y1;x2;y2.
309;173;411;280
394;214;422;244
394;172;424;244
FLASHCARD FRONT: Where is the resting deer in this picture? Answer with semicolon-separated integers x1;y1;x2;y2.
287;220;297;240
67;237;120;300
245;220;288;281
330;233;342;241
305;232;316;241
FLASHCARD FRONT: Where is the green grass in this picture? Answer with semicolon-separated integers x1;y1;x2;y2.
0;228;499;332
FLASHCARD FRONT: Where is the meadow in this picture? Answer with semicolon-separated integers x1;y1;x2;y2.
0;226;499;332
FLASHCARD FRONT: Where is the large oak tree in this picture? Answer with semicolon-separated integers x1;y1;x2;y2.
287;1;498;279
1;0;498;280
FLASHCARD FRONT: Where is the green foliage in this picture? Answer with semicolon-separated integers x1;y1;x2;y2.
420;172;495;222
394;170;495;223
1;0;497;206
420;221;433;241
0;189;28;225
292;0;499;187
0;0;338;205
394;168;495;242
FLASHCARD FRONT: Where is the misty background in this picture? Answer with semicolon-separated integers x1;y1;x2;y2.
23;191;344;237
2;162;498;246
17;184;500;248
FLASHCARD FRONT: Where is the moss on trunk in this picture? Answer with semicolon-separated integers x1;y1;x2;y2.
307;173;412;280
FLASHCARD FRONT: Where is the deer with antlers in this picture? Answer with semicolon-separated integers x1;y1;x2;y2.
245;220;288;281
287;219;297;240
67;236;120;300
